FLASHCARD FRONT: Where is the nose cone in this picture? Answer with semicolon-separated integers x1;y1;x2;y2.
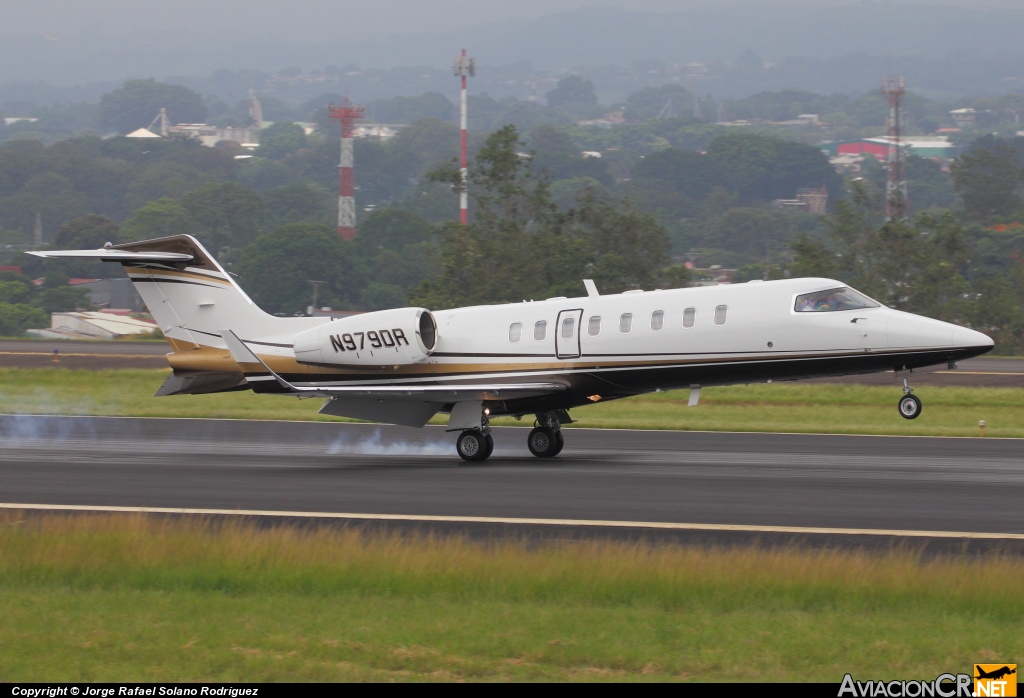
953;326;994;351
885;311;956;349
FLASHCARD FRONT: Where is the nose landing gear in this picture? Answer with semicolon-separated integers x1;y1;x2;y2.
897;378;922;420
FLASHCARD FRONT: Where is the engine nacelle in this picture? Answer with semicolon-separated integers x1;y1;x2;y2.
292;307;438;366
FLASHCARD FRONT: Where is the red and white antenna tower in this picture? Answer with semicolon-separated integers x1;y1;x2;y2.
453;49;476;224
881;74;908;220
328;98;365;240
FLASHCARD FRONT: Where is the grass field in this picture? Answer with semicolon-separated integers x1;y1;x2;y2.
0;513;1021;682
1;367;1022;437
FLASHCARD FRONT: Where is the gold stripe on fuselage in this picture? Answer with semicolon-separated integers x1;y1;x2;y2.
123;267;232;285
164;343;907;383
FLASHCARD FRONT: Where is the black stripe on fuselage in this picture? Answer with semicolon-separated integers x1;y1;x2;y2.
129;277;226;289
275;346;985;390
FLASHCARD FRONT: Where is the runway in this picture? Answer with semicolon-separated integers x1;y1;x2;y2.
2;415;1022;553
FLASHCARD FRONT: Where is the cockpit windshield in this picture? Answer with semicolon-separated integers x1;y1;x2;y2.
794;287;879;313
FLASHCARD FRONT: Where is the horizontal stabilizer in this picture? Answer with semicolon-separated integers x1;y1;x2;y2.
26;249;193;263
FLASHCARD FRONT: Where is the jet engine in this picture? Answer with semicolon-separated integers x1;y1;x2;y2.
292;307;437;366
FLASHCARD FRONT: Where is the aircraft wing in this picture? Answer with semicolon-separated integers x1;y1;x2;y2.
220;330;566;402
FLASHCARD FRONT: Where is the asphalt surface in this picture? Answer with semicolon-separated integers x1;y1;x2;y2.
2;415;1022;554
2;340;1023;386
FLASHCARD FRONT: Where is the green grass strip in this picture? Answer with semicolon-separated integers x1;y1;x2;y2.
0;514;1021;681
1;367;1022;437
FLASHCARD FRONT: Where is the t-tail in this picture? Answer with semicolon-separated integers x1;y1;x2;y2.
27;235;326;395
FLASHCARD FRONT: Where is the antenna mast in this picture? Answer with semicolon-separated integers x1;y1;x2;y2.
881;74;908;220
328;98;365;240
453;49;476;225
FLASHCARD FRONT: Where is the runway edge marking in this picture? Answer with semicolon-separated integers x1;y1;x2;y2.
2;503;1023;540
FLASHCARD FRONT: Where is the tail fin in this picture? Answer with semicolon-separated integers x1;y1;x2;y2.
28;234;317;351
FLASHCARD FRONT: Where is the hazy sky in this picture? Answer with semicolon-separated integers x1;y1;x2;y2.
2;0;1013;41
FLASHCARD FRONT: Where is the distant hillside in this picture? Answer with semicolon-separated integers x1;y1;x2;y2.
1;4;1023;97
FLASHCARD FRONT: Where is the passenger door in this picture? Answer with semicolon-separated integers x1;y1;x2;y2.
555;309;583;359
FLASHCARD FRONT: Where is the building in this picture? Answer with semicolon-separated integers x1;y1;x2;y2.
30;311;158;340
167;124;260;147
820;136;958;162
69;278;144;311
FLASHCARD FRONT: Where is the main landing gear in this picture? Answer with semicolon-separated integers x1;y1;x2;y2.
455;410;494;462
897;378;922;420
453;409;569;462
527;412;564;458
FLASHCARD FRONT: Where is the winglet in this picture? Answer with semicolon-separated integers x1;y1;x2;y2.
220;329;297;392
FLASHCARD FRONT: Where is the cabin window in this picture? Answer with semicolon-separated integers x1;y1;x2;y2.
683;307;696;328
619;313;633;333
509;322;522;343
561;316;576;339
534;320;547;340
651;310;664;331
714;305;728;325
588;316;601;336
794;287;880;313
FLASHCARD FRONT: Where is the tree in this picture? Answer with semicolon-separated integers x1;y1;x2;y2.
705;131;840;204
0;302;48;336
624;85;694;122
235;222;364;314
702;208;795;265
99;79;207;134
33;286;93;313
262;182;332;228
0;280;30;304
529;126;612;186
120;198;198;242
180;182;264;254
354;208;431;255
413;125;670;308
546;75;598;110
951;138;1023;222
257;122;307;160
54;214;119;249
789;182;971;321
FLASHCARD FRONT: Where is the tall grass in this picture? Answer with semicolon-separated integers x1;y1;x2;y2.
2;513;1022;615
1;514;1022;681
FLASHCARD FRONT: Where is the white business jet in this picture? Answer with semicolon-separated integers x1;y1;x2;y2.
30;234;993;461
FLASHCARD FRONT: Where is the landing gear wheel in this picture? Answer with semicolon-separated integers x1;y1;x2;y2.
550;431;564;456
898;393;922;420
527;427;560;458
457;430;491;462
481;433;494;460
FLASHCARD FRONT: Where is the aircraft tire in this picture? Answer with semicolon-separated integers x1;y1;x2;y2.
482;433;495;460
549;431;564;456
456;430;490;461
527;427;559;457
898;394;922;420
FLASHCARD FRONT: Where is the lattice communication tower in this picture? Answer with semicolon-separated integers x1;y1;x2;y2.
881;75;908;220
328;98;365;240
